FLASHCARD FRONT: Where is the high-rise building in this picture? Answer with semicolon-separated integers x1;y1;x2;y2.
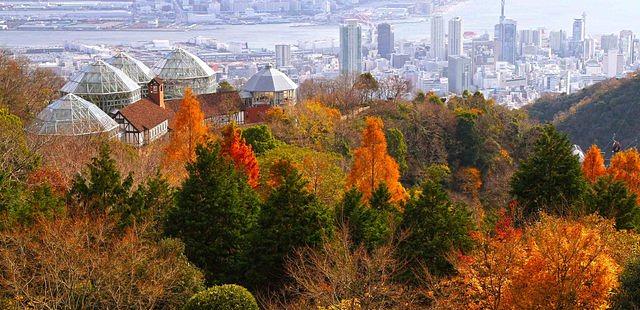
550;30;567;56
430;15;446;60
601;34;619;52
495;19;517;64
339;20;363;75
570;14;586;58
448;17;463;57
275;44;291;68
377;23;394;60
494;0;517;63
619;30;635;65
448;55;472;94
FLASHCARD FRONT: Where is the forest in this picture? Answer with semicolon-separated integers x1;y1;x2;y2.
526;72;640;152
2;54;640;309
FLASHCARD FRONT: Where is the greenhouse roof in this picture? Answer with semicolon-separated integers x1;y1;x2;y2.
60;60;141;95
106;52;155;85
151;48;215;81
30;93;119;136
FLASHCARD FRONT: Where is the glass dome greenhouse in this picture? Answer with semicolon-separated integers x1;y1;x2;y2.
106;52;155;95
30;93;119;136
151;48;217;99
60;60;142;113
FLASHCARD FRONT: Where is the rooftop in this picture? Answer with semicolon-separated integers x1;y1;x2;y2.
106;51;155;85
60;60;141;95
118;99;174;132
151;48;215;81
243;64;298;93
30;93;118;136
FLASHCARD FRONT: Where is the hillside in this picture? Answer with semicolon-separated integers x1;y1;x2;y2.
526;73;640;152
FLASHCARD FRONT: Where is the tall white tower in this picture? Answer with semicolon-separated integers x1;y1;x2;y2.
339;20;363;75
430;15;446;60
448;17;463;57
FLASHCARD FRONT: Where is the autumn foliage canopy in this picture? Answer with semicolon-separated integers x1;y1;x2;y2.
221;123;260;188
164;88;209;166
347;117;406;203
582;145;606;183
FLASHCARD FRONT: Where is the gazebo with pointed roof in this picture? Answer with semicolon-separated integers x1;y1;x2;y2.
241;64;297;106
30;93;119;136
60;60;142;113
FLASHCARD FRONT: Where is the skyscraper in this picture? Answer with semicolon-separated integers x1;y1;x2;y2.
619;30;635;65
494;0;517;64
495;19;517;64
275;44;291;68
377;23;394;60
430;15;446;60
550;30;567;56
570;14;586;58
448;55;472;94
448;17;463;57
339;20;362;75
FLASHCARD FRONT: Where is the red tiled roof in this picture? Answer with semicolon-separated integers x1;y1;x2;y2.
118;99;174;132
165;91;242;119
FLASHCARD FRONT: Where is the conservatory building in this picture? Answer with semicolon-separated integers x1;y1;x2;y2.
241;64;297;107
60;60;142;113
151;48;217;100
30;93;119;137
106;52;155;96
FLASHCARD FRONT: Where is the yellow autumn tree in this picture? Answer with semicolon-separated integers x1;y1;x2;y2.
582;145;606;183
347;117;406;203
164;88;209;179
608;149;640;199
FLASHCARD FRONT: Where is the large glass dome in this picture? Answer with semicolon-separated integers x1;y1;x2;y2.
30;93;119;136
106;52;155;94
60;60;142;112
151;48;217;99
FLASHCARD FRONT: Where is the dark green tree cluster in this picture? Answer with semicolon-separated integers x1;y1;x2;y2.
399;180;475;278
165;143;260;285
386;128;408;175
585;176;640;230
510;125;587;219
336;184;400;251
69;143;174;229
249;160;333;289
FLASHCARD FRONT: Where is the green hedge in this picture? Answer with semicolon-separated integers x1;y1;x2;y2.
183;284;258;310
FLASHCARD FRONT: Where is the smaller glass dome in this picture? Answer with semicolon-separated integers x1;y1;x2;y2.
30;93;119;136
61;60;141;95
106;52;155;86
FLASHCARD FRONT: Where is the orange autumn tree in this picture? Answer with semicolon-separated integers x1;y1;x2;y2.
165;87;208;166
435;214;620;310
221;123;260;188
582;145;606;183
347;117;406;203
608;149;640;198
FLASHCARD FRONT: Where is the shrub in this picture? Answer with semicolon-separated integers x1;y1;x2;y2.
183;285;258;310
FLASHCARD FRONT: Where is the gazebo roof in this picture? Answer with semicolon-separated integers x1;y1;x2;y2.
243;64;297;92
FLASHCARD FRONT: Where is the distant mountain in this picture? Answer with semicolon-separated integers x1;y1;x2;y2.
526;73;640;154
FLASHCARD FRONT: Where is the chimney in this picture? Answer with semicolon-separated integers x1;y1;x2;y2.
147;77;165;109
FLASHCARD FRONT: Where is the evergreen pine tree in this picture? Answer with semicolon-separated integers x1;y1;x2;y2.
585;176;640;230
510;125;587;219
250;160;333;289
165;142;260;285
69;143;133;213
399;180;475;278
